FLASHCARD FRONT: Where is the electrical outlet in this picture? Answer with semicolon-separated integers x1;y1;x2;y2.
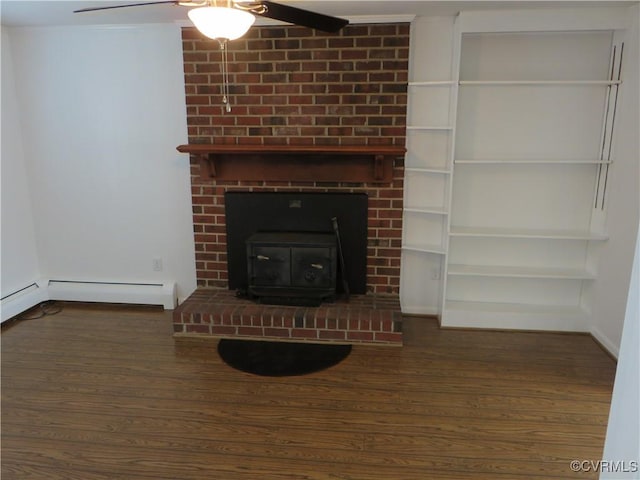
152;258;163;272
430;267;440;280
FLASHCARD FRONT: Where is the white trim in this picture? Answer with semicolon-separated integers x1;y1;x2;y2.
590;326;620;359
1;280;49;323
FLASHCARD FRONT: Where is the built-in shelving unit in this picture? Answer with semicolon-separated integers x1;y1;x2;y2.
400;11;628;327
400;17;458;315
439;15;624;331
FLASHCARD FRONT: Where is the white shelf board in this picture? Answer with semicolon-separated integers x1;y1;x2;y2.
442;300;589;332
409;81;456;86
445;299;585;315
454;158;611;165
447;264;595;280
449;226;608;241
406;126;453;131
404;207;449;216
405;167;451;174
458;80;620;86
402;243;447;255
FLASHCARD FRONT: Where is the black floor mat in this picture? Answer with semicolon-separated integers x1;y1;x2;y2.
217;339;352;377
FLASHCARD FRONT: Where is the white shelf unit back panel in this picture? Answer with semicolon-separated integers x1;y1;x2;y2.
400;250;443;315
405;130;451;170
403;212;448;249
407;85;452;127
450;164;597;231
409;17;455;82
459;31;614;81
447;276;585;307
455;85;608;160
404;172;449;211
448;237;589;270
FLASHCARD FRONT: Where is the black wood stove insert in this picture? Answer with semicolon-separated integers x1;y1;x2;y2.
246;232;337;305
225;192;368;305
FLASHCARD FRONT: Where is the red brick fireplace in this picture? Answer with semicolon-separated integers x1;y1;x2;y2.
173;22;409;345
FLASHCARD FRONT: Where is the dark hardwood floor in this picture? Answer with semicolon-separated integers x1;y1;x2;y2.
1;303;616;479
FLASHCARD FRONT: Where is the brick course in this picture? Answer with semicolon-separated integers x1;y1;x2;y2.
174;289;402;345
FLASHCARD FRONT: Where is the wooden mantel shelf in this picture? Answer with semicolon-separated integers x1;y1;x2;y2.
176;144;406;183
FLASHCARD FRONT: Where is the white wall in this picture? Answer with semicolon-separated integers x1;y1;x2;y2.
600;7;640;476
7;24;197;303
1;27;41;299
589;5;640;357
601;226;640;479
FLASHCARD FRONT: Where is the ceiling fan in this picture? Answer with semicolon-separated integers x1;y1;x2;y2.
75;1;349;113
73;1;349;36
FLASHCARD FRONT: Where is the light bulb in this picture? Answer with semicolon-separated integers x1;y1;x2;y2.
188;6;255;41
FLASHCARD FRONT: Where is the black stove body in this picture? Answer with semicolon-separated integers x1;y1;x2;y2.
246;232;337;305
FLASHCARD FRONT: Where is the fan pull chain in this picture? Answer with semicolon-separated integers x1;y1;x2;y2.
219;38;232;113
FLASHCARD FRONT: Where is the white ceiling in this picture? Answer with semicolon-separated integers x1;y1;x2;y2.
1;0;636;28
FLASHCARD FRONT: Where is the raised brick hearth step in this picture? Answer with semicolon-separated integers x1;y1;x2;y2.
173;288;402;345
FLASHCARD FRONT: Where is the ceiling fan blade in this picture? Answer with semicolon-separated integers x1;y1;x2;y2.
73;1;179;14
255;1;348;33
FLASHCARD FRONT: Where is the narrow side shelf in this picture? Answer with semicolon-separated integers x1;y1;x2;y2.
405;167;451;174
406;126;454;131
405;207;448;216
402;244;447;255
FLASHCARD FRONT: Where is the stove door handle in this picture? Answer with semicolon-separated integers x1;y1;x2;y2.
257;255;270;261
310;263;324;270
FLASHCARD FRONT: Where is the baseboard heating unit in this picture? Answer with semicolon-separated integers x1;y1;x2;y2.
1;281;49;323
1;279;177;322
47;280;177;310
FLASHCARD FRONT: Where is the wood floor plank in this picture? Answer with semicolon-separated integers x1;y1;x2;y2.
1;304;615;479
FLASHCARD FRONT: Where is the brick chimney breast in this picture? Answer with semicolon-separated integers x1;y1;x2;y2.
181;23;409;295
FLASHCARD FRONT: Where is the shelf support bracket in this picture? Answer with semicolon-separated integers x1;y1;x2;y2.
197;154;216;179
374;154;386;181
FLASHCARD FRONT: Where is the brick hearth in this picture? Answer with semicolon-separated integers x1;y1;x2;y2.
173;289;402;345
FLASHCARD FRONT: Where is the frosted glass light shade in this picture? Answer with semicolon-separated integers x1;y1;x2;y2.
188;7;255;41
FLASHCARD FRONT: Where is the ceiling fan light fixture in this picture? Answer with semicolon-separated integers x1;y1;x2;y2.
187;6;255;41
